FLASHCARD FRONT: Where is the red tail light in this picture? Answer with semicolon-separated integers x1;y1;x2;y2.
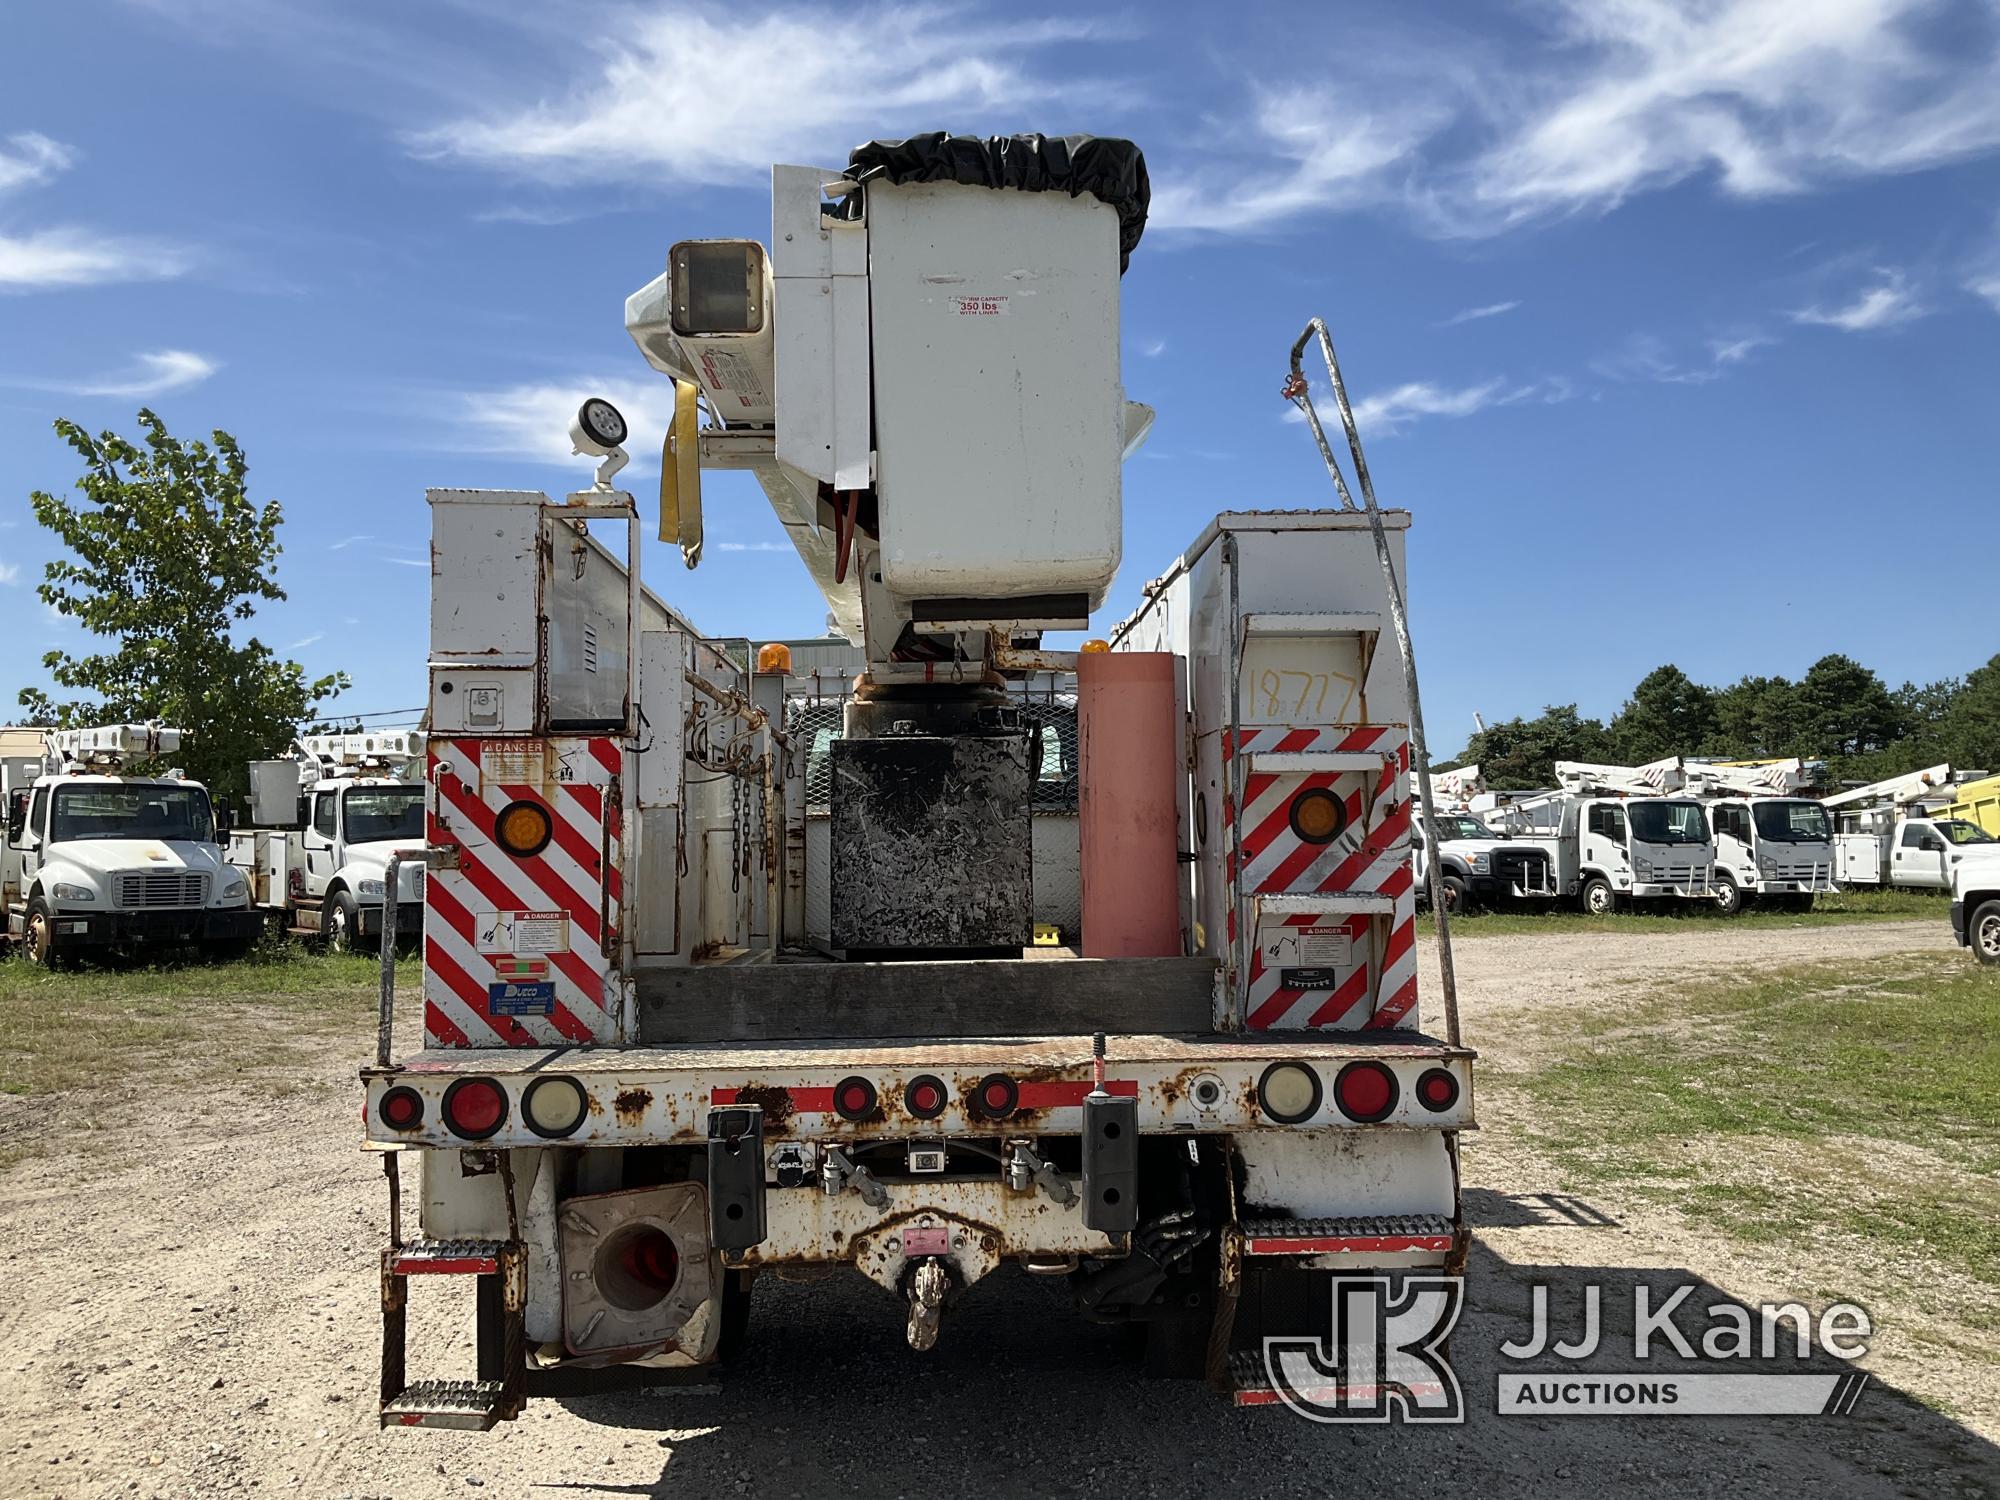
377;1086;424;1131
905;1074;949;1120
833;1076;878;1122
1332;1061;1398;1123
1415;1067;1459;1113
972;1073;1018;1121
441;1077;508;1139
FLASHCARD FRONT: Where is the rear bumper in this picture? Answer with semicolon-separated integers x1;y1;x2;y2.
52;906;265;946
360;1031;1479;1150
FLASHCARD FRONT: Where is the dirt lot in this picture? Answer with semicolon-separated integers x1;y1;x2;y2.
2;920;1996;1499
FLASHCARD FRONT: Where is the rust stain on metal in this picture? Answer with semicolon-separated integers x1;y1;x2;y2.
613;1087;653;1125
732;1083;797;1131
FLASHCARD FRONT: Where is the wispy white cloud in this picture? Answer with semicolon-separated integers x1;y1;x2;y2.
1791;268;1927;330
380;555;429;569
328;533;372;550
1349;378;1510;434
0;561;21;586
284;631;325;651
714;541;792;553
0;133;197;291
1970;275;2000;312
1153;1;2000;238
1137;337;1168;358
27;349;220;398
412;6;1111;186
1440;300;1521;327
1593;330;1776;384
1709;333;1774;365
0;133;73;193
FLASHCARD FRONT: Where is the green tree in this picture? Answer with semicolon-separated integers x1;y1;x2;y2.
19;409;347;801
1610;664;1717;761
1935;655;2000;772
1452;704;1615;790
1707;674;1799;758
1793;654;1902;760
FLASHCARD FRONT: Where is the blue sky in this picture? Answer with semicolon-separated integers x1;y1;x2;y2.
3;0;1998;752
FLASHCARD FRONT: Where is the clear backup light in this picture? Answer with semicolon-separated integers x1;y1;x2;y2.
522;1076;588;1138
1257;1062;1323;1124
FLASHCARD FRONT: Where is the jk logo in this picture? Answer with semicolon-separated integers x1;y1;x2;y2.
1262;1275;1466;1423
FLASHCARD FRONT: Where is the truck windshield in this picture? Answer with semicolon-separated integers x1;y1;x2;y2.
51;783;214;843
1752;801;1832;843
1936;819;1996;846
1628;800;1709;845
344;786;425;843
1431;815;1496;842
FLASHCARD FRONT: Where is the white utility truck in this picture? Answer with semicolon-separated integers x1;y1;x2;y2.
0;724;261;965
359;133;1474;1431
227;732;428;950
1488;760;1718;914
1825;765;1994;892
1949;843;2000;964
1413;766;1558;913
1683;759;1836;914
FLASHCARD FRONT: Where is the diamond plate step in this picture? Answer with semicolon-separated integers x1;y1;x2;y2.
1237;1213;1454;1256
380;1379;516;1431
390;1239;505;1275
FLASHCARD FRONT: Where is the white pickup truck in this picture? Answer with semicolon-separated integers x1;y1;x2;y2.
1416;810;1558;913
1838;815;1994;893
1948;841;2000;964
1;726;264;965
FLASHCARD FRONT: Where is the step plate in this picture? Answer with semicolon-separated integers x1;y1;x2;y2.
1226;1350;1447;1409
1238;1213;1454;1256
391;1239;505;1276
381;1379;514;1431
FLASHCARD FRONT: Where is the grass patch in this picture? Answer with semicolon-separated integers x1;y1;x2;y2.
1505;954;2000;1290
0;945;409;1102
1423;886;1944;937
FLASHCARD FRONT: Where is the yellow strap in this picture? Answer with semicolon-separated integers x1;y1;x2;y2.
660;380;702;567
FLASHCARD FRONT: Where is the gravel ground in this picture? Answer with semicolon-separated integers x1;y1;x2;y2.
1;918;1995;1499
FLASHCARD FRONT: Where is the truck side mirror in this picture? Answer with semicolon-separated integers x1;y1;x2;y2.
296;794;311;830
5;792;25;844
214;799;234;836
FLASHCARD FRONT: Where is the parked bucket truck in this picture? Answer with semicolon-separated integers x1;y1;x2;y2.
0;724;261;965
226;732;428;950
357;133;1474;1431
1825;765;1994;892
1683;759;1835;914
1486;760;1718;913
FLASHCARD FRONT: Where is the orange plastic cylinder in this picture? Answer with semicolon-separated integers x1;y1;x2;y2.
1078;651;1182;957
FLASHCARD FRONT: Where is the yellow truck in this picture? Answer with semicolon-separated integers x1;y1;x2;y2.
1935;773;2000;839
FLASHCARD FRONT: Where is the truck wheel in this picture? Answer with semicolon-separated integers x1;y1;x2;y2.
321;889;362;953
1972;901;2000;966
1713;876;1743;917
24;898;64;968
1580;877;1615;916
1440;874;1471;916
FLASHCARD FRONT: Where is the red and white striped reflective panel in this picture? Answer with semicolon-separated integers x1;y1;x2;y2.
423;736;622;1048
1224;726;1420;1034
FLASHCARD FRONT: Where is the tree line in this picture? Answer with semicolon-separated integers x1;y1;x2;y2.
1450;656;2000;791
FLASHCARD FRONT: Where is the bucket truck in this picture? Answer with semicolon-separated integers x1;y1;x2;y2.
0;724;261;965
225;732;428;950
1825;765;1994;892
1491;760;1718;914
1683;760;1835;914
357;132;1474;1431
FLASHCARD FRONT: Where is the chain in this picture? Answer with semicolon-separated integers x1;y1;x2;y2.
730;773;744;894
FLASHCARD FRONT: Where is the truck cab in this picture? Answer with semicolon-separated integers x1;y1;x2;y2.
1706;796;1836;914
228;734;427;949
1892;817;1995;892
2;737;262;964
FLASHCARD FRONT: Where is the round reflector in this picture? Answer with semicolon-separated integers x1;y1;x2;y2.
1333;1061;1398;1124
905;1074;948;1120
441;1077;508;1139
493;799;553;858
377;1085;424;1132
1257;1061;1322;1124
522;1075;588;1138
833;1075;878;1122
1415;1067;1459;1113
1289;788;1348;845
972;1073;1018;1121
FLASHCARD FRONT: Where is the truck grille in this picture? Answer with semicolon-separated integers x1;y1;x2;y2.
115;871;208;908
1653;864;1710;890
1492;848;1552;895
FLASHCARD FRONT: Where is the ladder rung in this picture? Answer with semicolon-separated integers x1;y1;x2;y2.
391;1239;505;1275
381;1379;514;1431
